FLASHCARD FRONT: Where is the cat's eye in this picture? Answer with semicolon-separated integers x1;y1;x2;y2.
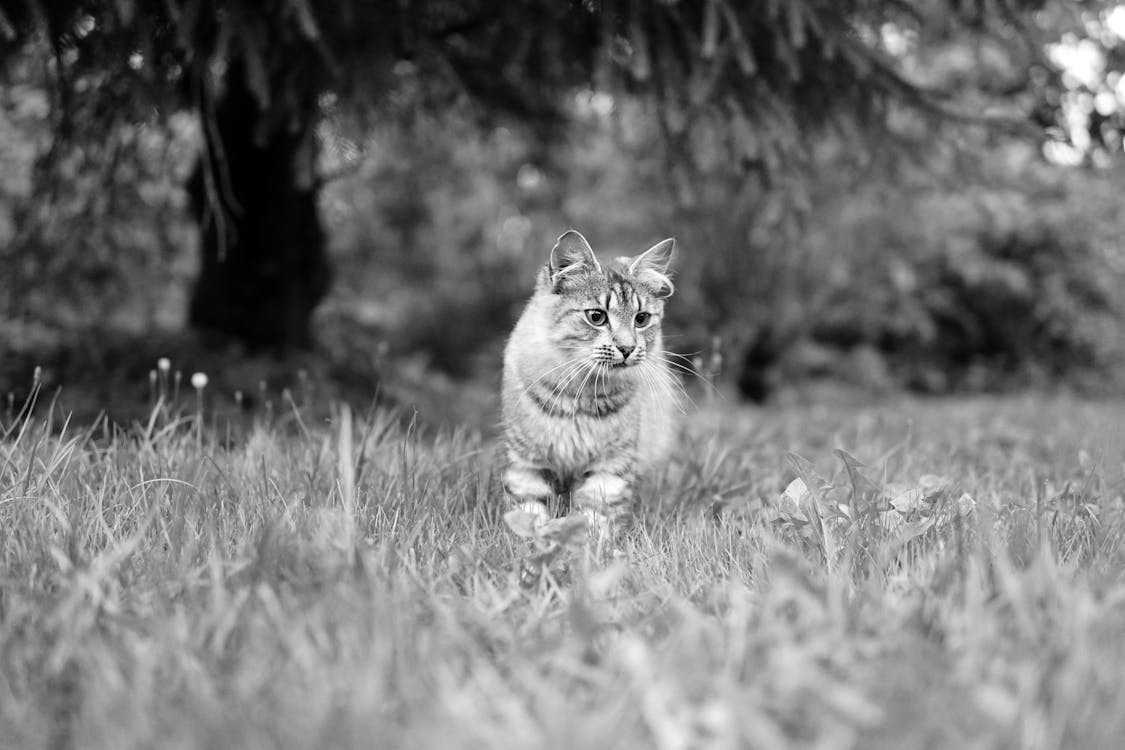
634;312;652;328
584;309;608;326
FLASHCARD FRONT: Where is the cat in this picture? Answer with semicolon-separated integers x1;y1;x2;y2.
501;230;680;531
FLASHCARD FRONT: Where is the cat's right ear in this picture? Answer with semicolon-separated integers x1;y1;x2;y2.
629;238;675;298
548;230;601;290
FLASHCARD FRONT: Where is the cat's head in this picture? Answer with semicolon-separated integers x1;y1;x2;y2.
533;230;675;370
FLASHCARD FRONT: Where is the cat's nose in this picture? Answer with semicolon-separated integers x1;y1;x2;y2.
616;344;635;360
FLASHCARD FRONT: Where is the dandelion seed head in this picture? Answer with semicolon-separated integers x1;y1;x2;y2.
191;372;209;390
158;357;171;373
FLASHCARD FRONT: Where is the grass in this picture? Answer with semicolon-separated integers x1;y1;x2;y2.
3;375;1125;750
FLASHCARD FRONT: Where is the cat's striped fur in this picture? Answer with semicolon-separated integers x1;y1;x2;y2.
501;230;680;529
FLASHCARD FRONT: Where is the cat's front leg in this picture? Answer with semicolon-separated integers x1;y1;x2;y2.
501;453;556;526
573;469;634;534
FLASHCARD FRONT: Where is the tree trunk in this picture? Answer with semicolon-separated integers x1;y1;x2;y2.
187;63;331;351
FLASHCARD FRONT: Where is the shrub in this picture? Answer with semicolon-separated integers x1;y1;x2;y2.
767;155;1125;395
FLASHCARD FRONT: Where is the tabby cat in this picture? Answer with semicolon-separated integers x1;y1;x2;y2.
501;230;679;530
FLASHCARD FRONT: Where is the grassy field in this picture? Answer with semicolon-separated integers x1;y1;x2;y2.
3;377;1125;750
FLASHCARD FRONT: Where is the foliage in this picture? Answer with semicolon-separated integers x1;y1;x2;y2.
1026;2;1125;162
0;50;196;341
4;0;1039;166
763;149;1125;394
1;0;1066;348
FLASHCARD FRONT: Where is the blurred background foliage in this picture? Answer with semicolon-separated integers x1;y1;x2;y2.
3;0;1125;418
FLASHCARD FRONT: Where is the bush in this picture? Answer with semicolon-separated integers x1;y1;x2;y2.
766;153;1125;395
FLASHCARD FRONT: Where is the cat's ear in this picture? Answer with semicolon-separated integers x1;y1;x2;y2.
629;238;675;298
548;230;601;288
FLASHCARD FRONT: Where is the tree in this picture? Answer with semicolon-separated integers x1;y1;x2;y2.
1;0;1050;351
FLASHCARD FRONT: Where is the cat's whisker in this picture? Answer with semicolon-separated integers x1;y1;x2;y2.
539;354;589;386
652;353;722;399
544;359;594;418
652;353;703;374
525;357;587;417
597;362;612;414
553;364;588;417
577;361;599;403
529;356;587;386
552;359;598;416
639;360;681;419
643;358;693;413
662;350;703;364
652;366;702;395
590;365;599;411
653;358;693;397
593;362;606;412
572;359;601;413
634;360;658;412
532;360;579;383
649;362;688;414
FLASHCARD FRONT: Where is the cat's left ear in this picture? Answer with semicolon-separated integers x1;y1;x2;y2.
629;238;675;298
548;230;601;290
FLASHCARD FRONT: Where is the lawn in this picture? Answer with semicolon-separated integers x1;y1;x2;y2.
2;376;1125;750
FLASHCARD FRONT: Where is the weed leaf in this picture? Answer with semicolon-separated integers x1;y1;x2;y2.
503;509;541;539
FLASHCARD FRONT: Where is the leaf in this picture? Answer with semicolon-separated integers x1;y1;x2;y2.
503;509;542;539
957;492;976;516
894;516;935;544
835;449;882;506
542;513;589;549
786;451;816;478
780;477;809;511
890;475;953;514
890;487;925;514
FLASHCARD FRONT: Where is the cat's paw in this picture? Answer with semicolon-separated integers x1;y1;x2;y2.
518;501;551;527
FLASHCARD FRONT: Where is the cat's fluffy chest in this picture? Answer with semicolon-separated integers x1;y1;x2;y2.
504;374;640;481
